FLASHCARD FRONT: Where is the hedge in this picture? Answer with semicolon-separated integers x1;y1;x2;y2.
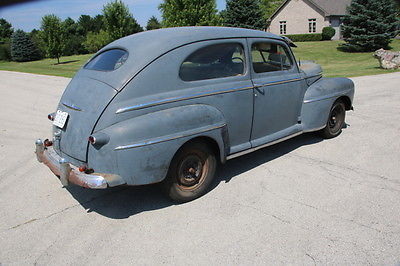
284;33;323;42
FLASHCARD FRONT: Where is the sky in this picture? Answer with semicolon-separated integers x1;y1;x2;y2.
0;0;227;32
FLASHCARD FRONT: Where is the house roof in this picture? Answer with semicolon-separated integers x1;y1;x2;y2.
309;0;351;16
269;0;351;21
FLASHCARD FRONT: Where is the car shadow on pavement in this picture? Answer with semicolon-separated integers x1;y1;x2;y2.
65;132;323;219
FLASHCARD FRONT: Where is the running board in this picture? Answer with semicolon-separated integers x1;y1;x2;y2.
226;131;303;160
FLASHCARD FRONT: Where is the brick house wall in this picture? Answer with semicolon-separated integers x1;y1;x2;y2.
267;0;336;38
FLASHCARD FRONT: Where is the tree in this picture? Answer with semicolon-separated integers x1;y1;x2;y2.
146;16;162;30
83;30;112;53
259;0;284;23
103;0;143;41
62;17;86;55
341;0;399;52
223;0;265;30
41;14;65;63
159;0;221;27
29;29;45;58
0;18;13;41
10;30;41;62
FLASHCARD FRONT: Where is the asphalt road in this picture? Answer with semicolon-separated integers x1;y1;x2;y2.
0;70;399;265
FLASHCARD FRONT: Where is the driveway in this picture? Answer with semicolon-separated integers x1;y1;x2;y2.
0;70;399;265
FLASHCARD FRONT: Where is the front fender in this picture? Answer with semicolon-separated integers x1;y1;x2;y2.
88;104;227;185
301;77;355;132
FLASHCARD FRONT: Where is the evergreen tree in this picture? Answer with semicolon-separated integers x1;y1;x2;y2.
103;0;143;41
146;16;162;30
341;0;399;52
41;14;65;64
0;18;13;42
10;30;41;62
159;0;221;27
223;0;265;30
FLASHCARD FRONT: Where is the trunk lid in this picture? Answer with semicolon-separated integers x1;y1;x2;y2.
54;76;117;161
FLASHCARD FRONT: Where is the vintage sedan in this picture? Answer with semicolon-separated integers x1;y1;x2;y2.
35;27;355;202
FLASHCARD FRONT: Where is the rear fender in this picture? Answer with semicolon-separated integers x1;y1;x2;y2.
88;104;227;185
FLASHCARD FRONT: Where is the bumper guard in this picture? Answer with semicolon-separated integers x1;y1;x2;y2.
35;139;125;189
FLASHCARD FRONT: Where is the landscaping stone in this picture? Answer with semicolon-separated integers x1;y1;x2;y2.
374;48;400;69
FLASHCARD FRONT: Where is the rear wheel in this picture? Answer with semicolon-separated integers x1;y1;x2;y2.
320;100;346;139
162;141;217;203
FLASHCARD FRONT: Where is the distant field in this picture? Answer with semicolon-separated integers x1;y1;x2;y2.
0;39;399;78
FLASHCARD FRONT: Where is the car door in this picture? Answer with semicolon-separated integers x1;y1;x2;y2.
248;38;306;147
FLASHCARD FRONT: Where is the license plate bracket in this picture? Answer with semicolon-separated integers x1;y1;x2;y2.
53;110;69;128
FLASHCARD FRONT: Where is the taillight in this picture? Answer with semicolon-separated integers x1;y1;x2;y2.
44;139;53;147
88;136;96;144
48;113;55;121
78;165;87;172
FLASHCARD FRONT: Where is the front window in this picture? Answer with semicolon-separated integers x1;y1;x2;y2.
251;42;293;74
84;49;128;71
280;21;287;35
309;19;316;33
179;43;245;82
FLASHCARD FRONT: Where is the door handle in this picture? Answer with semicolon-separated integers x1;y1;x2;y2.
254;86;265;95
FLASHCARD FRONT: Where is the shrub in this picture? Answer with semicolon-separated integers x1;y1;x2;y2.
10;30;41;62
322;27;335;41
284;33;322;42
0;41;11;61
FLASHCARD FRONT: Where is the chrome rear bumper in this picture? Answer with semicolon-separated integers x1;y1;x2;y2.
35;139;125;189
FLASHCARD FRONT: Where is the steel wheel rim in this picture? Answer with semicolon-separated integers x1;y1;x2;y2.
328;104;344;133
177;154;207;190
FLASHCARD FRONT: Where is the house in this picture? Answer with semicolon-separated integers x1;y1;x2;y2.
267;0;351;40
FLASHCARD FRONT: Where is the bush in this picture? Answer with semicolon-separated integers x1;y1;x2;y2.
11;30;41;62
284;33;322;42
0;41;11;61
322;27;335;40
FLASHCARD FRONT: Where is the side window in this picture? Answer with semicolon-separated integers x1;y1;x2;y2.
251;42;293;74
179;43;245;82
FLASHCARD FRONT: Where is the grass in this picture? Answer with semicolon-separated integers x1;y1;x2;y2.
0;54;93;78
0;39;399;78
292;39;400;77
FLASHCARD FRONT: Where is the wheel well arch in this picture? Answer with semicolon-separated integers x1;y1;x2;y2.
178;136;222;163
337;96;352;111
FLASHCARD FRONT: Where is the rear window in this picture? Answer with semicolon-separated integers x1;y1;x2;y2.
180;43;245;82
84;49;128;71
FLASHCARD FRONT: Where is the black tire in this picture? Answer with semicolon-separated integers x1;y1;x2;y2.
320;100;346;139
162;141;217;203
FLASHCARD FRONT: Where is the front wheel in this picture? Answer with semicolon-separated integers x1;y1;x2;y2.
162;141;217;203
320;100;346;139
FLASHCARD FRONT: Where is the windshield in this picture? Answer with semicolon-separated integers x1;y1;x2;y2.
84;49;128;71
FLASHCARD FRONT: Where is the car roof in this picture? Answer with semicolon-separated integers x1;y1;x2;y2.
80;27;283;90
112;26;281;48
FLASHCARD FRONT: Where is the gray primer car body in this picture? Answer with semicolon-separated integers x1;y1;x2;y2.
39;27;355;188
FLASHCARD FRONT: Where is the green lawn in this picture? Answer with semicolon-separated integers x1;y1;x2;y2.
0;39;399;78
292;39;400;77
0;54;93;78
